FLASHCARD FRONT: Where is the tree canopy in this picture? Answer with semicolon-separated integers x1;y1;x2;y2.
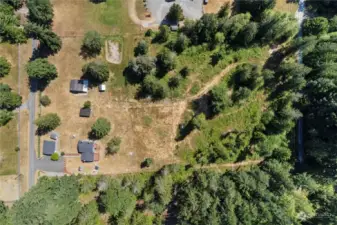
27;0;54;27
81;31;103;57
82;60;109;83
35;113;61;134
90;117;111;139
26;58;57;82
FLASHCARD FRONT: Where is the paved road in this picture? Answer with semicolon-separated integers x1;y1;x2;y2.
295;0;305;164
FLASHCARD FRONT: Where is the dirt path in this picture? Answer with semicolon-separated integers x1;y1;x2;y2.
187;63;238;101
127;0;158;29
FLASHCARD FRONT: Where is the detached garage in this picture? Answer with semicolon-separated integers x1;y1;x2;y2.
70;80;88;93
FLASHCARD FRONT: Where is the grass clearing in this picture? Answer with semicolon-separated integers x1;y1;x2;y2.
274;0;298;13
0;117;18;175
0;43;18;91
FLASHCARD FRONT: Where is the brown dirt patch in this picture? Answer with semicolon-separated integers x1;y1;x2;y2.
105;41;122;64
0;175;19;203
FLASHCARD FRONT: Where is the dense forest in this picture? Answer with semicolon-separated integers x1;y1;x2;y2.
0;0;337;224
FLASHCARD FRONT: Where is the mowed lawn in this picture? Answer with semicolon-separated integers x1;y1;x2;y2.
0;44;18;175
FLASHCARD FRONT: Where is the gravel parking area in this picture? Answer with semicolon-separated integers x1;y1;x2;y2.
147;0;203;24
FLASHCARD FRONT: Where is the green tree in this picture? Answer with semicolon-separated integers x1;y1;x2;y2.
82;60;109;83
40;95;51;107
127;56;156;82
329;15;337;32
166;3;184;22
81;31;102;57
0;83;11;92
35;113;61;133
218;3;230;18
236;0;276;17
24;22;62;54
303;17;329;36
209;84;232;114
10;176;81;225
27;0;54;26
168;76;181;89
156;25;169;43
0;110;13;126
76;201;100;225
90;117;111;139
131;211;154;225
50;152;59;161
134;40;148;56
0;200;8;224
0;57;10;77
3;0;23;10
26;58;57;82
143;75;168;99
0;90;22;110
156;49;176;73
106;136;121;155
174;33;190;53
101;180;136;220
237;22;258;46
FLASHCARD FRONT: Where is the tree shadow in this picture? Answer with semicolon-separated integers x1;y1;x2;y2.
175;119;195;141
89;0;106;3
123;67;143;85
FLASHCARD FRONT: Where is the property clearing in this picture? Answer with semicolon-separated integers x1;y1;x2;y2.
0;175;19;203
105;40;122;64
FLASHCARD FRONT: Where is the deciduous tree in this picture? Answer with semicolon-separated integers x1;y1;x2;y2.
82;60;109;83
81;31;102;57
90;117;111;139
26;58;57;82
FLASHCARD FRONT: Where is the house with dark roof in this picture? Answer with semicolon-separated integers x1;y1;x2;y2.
77;140;95;162
70;80;88;93
79;108;91;117
43;140;56;156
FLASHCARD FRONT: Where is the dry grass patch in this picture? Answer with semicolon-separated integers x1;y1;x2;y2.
0;175;19;202
204;0;233;14
274;0;298;13
0;117;18;175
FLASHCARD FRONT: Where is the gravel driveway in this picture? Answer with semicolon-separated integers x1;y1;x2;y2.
147;0;204;24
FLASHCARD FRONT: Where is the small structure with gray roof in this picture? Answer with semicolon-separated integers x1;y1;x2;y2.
70;80;89;93
77;140;95;162
50;132;59;140
43;140;56;156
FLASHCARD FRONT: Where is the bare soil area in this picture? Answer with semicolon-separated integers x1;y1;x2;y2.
203;0;232;14
0;175;19;203
105;41;122;64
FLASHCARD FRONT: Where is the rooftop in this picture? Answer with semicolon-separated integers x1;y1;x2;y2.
79;108;91;117
43;140;56;156
70;80;88;93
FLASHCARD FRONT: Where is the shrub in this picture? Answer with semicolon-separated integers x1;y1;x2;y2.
15;146;20;152
145;29;153;37
134;40;148;56
82;31;102;57
50;152;59;161
91;117;111;139
168;76;180;89
156;49;176;73
141;158;153;168
180;67;190;78
60;152;65;156
0;57;11;78
40;95;51;107
143;75;168;100
106;136;122;155
83;101;91;109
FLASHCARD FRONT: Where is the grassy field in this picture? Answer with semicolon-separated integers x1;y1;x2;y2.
0;117;18;175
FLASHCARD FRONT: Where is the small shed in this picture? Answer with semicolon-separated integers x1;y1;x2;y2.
70;80;88;93
50;132;58;140
43;140;56;156
170;25;179;31
98;84;106;92
79;108;91;117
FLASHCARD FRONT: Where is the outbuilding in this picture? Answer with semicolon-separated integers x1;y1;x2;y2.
43;140;56;156
70;80;89;93
79;108;91;118
99;84;106;92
